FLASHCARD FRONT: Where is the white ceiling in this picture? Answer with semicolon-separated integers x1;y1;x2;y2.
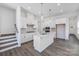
0;3;79;17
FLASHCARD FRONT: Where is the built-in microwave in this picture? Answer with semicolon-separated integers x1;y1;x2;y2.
44;27;50;32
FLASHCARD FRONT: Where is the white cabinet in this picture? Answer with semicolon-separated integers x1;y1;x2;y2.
21;33;33;43
33;32;55;52
55;18;67;24
42;20;56;28
21;17;27;28
20;14;37;28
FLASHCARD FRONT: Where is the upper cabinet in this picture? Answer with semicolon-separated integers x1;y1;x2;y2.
20;7;37;28
55;18;67;24
41;17;56;28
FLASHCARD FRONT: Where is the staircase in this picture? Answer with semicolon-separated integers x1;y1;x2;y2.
0;35;18;52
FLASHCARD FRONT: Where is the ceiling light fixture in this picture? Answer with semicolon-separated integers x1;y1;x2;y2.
41;3;44;20
48;9;52;16
40;15;44;20
60;9;63;12
27;6;31;10
38;11;41;15
57;3;61;6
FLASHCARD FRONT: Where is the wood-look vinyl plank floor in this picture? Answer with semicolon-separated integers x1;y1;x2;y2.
0;35;79;56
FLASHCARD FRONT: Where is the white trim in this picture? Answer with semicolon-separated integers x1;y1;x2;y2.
0;45;18;52
16;6;21;47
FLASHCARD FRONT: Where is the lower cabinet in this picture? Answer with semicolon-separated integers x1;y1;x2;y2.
21;33;33;43
33;32;55;53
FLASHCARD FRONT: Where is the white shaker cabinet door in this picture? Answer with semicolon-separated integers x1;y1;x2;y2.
56;24;65;39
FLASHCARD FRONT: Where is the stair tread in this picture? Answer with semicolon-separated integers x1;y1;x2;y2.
0;35;16;37
0;41;17;47
0;34;18;52
0;45;18;52
0;33;16;37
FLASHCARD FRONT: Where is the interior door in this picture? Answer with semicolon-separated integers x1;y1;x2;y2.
56;24;65;39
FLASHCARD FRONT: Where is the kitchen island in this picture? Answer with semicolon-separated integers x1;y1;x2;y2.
33;32;56;53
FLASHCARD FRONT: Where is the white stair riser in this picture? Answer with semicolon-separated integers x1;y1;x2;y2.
0;41;17;47
0;38;16;43
0;35;16;39
0;35;19;52
0;45;18;52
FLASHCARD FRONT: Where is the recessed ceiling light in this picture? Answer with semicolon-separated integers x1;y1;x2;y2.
57;3;61;6
60;9;63;12
38;11;41;14
41;16;44;19
27;6;31;10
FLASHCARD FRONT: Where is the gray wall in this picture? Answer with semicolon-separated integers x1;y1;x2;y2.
0;6;16;34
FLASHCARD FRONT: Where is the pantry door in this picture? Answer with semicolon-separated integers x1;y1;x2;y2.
56;24;65;39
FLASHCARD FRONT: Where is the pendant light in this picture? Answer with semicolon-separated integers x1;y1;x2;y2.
41;3;44;20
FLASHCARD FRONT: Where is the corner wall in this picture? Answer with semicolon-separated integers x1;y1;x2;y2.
69;16;79;39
